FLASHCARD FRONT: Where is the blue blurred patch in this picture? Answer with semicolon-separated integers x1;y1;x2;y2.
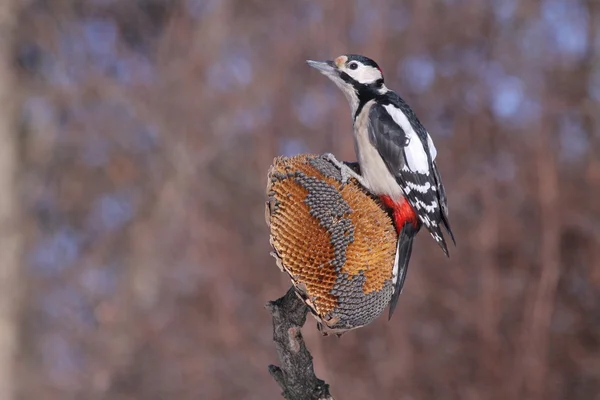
279;138;309;157
84;18;118;62
491;76;523;119
88;192;135;232
558;114;588;162
82;133;111;167
401;56;436;94
186;0;221;19
206;51;253;93
589;69;600;101
22;96;57;131
42;332;85;385
50;18;156;85
41;287;94;324
80;266;118;297
294;91;331;128
30;227;82;277
493;0;517;23
542;0;589;59
387;4;410;33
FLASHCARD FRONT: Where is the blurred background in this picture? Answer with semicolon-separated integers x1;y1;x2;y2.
0;0;598;399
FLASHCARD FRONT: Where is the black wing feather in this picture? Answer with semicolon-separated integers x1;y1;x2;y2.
368;102;454;255
432;160;456;245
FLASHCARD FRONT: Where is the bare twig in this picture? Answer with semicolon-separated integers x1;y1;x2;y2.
266;287;335;400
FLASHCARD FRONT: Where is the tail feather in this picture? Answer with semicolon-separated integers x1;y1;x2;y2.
388;223;417;320
442;216;456;247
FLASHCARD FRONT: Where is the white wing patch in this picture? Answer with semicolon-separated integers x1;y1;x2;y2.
382;104;430;174
412;198;439;214
403;181;436;194
426;132;437;160
391;238;401;284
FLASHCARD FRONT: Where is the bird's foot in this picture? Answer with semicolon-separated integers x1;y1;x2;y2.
323;153;369;189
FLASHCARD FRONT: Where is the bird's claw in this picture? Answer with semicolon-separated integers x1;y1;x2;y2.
323;152;369;189
339;166;351;185
324;153;350;184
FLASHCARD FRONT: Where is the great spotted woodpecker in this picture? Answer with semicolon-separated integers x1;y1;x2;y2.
307;54;455;318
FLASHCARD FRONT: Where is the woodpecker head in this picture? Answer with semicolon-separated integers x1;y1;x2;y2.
307;54;387;116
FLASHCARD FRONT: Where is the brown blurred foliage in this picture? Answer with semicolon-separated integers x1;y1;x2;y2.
2;0;599;399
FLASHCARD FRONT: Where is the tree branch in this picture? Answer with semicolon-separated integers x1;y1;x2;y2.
266;287;334;400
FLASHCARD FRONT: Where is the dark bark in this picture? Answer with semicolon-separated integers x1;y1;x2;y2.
266;287;334;400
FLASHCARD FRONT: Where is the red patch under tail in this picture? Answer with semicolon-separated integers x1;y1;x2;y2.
379;195;419;234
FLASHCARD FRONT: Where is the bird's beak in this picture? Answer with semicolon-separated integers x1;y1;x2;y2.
306;59;337;76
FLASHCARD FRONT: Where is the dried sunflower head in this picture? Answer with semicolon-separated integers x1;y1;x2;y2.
265;153;397;334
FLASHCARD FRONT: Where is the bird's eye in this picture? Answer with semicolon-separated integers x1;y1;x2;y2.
348;62;359;70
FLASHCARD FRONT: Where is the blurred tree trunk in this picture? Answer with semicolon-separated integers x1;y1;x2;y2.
0;2;22;400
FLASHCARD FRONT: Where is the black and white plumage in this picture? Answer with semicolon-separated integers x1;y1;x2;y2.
307;54;455;318
367;93;455;253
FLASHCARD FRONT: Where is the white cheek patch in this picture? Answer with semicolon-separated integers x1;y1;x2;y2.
382;104;430;174
344;65;382;84
357;67;382;83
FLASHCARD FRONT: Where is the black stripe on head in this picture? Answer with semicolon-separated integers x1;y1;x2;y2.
339;71;356;85
339;56;386;119
339;72;383;92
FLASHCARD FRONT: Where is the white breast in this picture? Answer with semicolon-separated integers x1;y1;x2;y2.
353;100;404;202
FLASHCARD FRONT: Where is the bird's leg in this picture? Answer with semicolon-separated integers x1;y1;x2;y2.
323;153;370;189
